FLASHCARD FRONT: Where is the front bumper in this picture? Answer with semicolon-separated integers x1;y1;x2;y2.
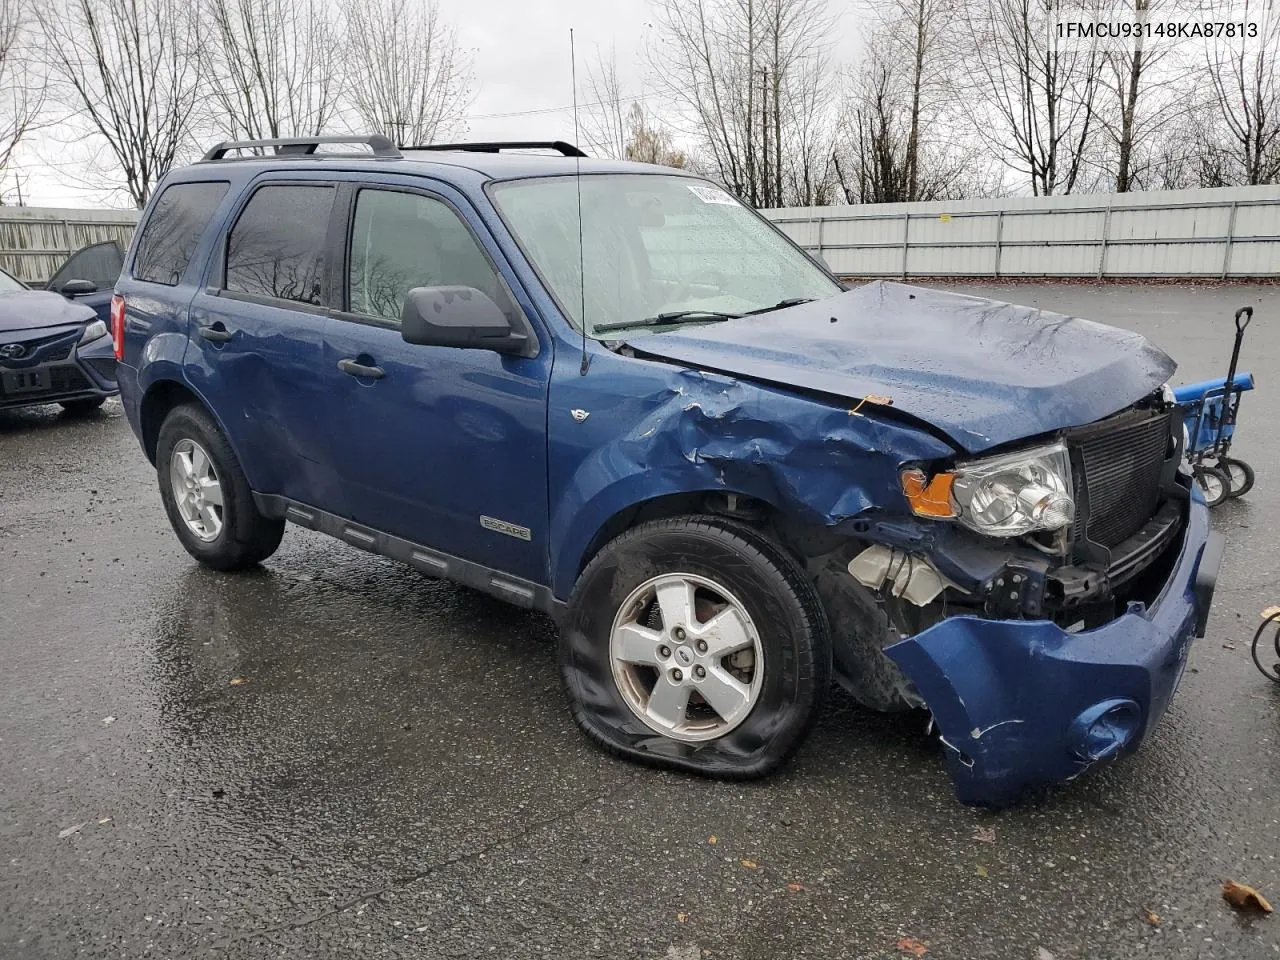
0;328;118;410
885;493;1222;807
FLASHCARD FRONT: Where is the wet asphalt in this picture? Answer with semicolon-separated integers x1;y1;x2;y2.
1;282;1278;960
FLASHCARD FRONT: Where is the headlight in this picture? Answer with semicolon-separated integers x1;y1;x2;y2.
901;441;1075;537
78;320;108;344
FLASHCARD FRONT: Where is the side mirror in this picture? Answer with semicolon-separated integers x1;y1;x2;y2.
400;286;529;354
60;279;97;297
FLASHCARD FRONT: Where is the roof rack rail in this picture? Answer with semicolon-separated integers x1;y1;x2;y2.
402;140;588;158
201;135;401;161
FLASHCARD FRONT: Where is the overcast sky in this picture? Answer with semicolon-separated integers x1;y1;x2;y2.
9;0;865;208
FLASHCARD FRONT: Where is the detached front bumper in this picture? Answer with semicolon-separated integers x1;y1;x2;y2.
885;493;1222;807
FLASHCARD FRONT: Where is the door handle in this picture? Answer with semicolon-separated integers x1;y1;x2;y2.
199;322;233;343
338;358;385;379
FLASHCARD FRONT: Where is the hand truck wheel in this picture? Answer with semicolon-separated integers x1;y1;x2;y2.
1220;457;1255;498
1194;465;1231;507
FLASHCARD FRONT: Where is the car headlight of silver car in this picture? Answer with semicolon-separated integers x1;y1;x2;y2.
901;441;1075;537
78;319;108;344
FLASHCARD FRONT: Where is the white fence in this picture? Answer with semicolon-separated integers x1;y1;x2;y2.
763;185;1280;279
0;206;139;284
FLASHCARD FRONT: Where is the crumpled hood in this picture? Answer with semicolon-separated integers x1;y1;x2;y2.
628;281;1176;454
0;290;97;334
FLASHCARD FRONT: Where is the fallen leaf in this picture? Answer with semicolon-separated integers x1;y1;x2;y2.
786;882;805;893
97;817;112;825
975;864;989;877
1261;605;1280;620
1036;949;1057;960
102;716;116;725
865;394;894;405
58;822;88;840
740;859;758;870
896;936;927;957
676;912;688;922
229;678;247;686
1223;642;1237;650
971;826;996;843
1223;880;1273;913
707;836;717;845
1144;908;1160;926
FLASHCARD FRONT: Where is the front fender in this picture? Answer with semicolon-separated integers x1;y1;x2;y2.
548;357;955;599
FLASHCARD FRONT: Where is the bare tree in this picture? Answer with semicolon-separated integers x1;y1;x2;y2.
37;0;202;207
582;47;628;159
340;0;472;146
203;0;341;140
954;0;1102;195
624;103;688;166
650;0;837;206
1203;0;1280;185
0;0;43;190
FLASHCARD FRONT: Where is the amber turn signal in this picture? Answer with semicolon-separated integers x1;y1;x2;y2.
900;468;956;518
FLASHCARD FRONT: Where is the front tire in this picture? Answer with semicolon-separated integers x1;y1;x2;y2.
156;404;284;570
1221;457;1255;498
560;516;830;779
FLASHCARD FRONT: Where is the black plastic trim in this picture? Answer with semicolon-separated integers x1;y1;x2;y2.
255;494;561;615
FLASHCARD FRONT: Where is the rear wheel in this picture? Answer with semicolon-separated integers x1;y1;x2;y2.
561;516;830;779
1221;457;1255;498
59;396;106;415
1194;465;1230;507
156;404;284;570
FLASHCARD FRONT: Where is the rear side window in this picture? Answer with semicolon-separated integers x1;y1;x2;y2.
49;241;123;292
226;185;335;306
132;181;229;285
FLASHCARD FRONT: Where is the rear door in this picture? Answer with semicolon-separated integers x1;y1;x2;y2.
184;177;345;512
319;178;551;583
47;241;123;323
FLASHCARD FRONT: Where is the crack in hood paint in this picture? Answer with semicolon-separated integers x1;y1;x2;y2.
625;281;1176;454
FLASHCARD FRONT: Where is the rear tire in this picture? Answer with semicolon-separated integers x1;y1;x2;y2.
59;396;106;415
156;403;284;570
560;516;830;780
1194;465;1230;507
1221;457;1255;498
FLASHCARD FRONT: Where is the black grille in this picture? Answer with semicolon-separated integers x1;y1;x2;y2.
49;365;92;393
1071;409;1172;548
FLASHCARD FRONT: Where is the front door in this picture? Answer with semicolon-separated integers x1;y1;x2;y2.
48;241;124;323
321;181;551;584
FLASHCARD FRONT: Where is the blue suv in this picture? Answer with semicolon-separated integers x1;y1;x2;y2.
114;136;1223;806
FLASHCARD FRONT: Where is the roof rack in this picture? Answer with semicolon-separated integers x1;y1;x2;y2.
201;135;401;161
402;141;588;158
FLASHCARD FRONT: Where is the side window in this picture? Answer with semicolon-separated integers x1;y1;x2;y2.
49;241;124;292
348;189;508;323
226;185;335;306
132;181;229;285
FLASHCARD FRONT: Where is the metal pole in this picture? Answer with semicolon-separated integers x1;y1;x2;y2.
815;214;825;265
901;211;910;279
1221;201;1239;279
1097;205;1112;279
994;209;1004;278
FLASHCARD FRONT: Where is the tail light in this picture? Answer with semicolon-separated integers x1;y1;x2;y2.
110;294;125;361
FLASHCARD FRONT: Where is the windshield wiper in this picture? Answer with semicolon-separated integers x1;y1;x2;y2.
592;310;741;334
742;297;815;316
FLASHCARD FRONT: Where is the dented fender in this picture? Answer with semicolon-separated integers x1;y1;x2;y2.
884;496;1216;807
547;352;955;598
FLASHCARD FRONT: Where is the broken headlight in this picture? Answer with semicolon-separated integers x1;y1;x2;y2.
902;442;1075;537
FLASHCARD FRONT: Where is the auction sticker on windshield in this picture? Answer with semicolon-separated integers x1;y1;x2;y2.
688;184;737;205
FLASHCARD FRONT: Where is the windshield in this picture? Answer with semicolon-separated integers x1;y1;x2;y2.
489;174;840;336
0;268;26;294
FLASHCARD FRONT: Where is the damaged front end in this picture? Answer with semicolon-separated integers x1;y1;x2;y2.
822;393;1224;806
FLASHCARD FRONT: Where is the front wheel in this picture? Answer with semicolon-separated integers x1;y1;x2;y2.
560;516;830;779
1194;465;1231;507
156;404;285;570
